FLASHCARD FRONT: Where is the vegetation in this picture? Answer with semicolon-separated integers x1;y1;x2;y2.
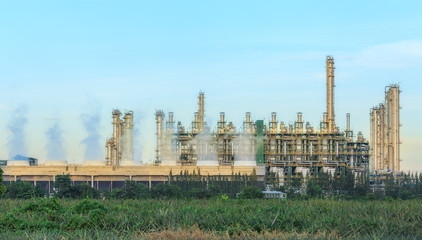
0;198;422;239
54;174;100;199
4;180;44;199
0;168;5;197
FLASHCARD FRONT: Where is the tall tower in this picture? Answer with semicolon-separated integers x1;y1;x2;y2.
385;85;400;173
155;110;165;164
198;91;205;132
370;84;400;173
326;56;335;132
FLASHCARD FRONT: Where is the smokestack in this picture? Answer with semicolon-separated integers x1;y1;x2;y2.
219;112;225;133
198;92;205;132
167;112;174;132
245;112;251;133
271;112;277;133
346;113;350;138
296;112;303;133
155;110;164;163
326;56;335;132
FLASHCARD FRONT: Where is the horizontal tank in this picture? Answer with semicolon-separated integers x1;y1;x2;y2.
84;160;106;166
44;160;67;166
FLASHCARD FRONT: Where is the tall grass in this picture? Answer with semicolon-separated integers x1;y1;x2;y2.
0;198;421;239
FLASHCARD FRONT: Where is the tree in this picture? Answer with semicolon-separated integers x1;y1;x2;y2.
0;168;6;197
54;174;99;199
5;180;44;199
121;180;149;199
54;174;72;198
306;177;323;198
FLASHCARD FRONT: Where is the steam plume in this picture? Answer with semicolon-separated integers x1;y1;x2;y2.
45;121;66;160
81;111;102;160
7;106;28;159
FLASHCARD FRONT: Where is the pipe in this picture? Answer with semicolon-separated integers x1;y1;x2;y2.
326;56;335;132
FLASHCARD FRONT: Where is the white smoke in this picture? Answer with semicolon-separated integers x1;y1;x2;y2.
7;106;28;159
45;121;66;160
80;111;102;160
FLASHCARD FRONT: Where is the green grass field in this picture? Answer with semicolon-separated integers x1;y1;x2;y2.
0;198;421;239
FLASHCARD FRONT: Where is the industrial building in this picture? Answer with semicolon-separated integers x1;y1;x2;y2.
105;110;134;166
370;85;401;173
154;56;370;179
2;55;399;191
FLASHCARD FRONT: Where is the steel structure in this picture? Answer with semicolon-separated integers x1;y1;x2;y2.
154;56;370;178
105;110;134;166
370;85;400;173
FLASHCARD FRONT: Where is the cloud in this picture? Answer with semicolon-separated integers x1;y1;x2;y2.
354;40;422;69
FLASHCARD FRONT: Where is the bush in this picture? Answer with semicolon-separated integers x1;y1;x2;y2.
207;185;222;197
238;186;263;199
0;168;6;197
187;188;209;199
151;183;181;198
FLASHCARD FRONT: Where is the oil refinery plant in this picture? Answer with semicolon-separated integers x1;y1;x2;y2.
151;56;370;177
1;56;401;193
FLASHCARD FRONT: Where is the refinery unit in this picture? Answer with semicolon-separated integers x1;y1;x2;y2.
1;55;401;191
154;56;370;178
105;110;134;166
370;85;401;173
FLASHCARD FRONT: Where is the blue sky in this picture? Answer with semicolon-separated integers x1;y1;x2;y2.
0;1;421;170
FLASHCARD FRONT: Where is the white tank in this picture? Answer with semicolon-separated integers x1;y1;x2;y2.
7;160;30;166
196;159;219;166
234;159;257;166
83;160;106;166
44;160;67;166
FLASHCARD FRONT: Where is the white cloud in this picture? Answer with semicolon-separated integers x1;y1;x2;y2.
354;40;422;68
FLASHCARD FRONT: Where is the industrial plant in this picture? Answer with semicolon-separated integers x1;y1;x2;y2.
153;56;370;178
0;56;401;193
370;85;401;173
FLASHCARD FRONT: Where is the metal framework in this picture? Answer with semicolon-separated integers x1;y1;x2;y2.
154;56;370;178
370;85;400;173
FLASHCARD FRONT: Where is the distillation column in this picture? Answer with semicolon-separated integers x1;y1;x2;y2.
385;85;400;173
370;107;379;171
346;113;351;139
326;56;336;132
155;110;165;164
198;92;205;132
112;110;122;166
121;111;134;165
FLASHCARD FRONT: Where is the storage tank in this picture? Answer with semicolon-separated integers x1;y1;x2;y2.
44;160;67;166
84;160;106;166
